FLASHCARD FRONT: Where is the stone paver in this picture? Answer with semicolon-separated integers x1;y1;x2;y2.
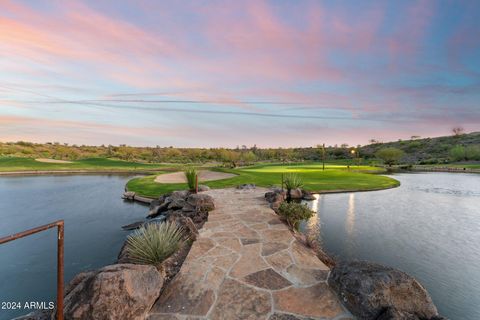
148;188;352;320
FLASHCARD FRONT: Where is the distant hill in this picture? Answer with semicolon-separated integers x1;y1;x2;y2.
360;131;480;164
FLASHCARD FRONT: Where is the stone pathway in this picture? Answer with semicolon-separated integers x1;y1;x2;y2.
148;188;353;320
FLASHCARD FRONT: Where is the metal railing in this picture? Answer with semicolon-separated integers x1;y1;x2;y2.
0;220;64;320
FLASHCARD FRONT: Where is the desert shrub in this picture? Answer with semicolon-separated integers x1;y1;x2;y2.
465;145;480;160
449;145;465;161
278;202;314;230
283;173;303;191
419;158;439;165
184;167;198;191
125;222;185;265
375;147;405;166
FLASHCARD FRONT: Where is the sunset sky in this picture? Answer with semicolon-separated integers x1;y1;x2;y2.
1;0;479;147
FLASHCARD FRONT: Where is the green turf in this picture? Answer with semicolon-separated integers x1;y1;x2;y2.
241;162;383;172
127;163;399;198
0;157;174;172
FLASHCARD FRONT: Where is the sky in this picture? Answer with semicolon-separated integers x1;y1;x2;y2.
0;0;479;148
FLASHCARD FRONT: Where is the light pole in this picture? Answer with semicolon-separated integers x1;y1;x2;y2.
322;143;325;171
350;148;359;167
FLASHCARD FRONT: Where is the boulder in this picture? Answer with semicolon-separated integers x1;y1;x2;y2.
122;191;135;200
170;190;190;199
168;198;186;210
265;189;286;203
198;184;210;192
288;188;303;199
63;264;163;320
167;214;198;241
121;220;145;231
237;183;256;190
376;308;422;320
302;190;316;201
186;193;215;212
265;191;279;203
265;189;286;212
131;195;153;204
181;203;196;212
328;261;440;320
147;202;169;218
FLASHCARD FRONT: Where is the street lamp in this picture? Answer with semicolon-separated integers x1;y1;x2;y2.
351;148;359;166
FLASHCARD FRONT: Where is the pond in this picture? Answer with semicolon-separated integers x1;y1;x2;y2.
0;175;147;320
303;172;480;320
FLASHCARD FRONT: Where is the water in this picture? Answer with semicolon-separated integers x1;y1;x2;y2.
303;173;480;320
0;175;147;319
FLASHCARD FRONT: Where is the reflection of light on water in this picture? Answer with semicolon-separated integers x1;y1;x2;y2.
308;194;320;229
346;193;355;236
345;193;356;256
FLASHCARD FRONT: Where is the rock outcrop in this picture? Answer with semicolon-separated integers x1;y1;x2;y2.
63;264;163;320
288;188;303;200
265;188;286;212
328;260;441;320
265;188;316;211
126;191;214;230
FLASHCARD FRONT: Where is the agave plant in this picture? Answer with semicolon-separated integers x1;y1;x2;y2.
125;222;185;265
283;173;304;191
184;167;198;191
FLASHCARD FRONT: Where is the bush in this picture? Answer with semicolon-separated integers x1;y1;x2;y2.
465;145;480;160
449;145;465;161
375;147;405;166
283;173;303;191
125;222;185;265
184;167;198;191
278;202;314;230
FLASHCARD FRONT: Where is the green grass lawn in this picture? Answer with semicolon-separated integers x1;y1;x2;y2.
0;157;174;172
127;162;399;198
242;162;383;172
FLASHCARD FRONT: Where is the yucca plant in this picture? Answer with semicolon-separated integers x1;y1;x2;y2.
125;222;185;265
283;173;303;191
184;167;198;191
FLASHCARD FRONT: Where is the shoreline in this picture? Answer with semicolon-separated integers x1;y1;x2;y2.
0;169;161;176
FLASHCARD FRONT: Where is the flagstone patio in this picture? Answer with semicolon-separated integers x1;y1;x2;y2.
148;188;353;320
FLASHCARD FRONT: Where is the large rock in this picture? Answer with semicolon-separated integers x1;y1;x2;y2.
63;264;163;320
167;214;199;241
237;183;256;190
265;189;286;212
328;261;440;320
288;188;303;199
122;191;135;200
168;197;186;210
302;190;316;201
186;193;215;212
198;184;210;192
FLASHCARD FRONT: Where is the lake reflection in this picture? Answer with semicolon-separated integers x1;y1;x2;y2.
302;173;480;320
0;175;147;320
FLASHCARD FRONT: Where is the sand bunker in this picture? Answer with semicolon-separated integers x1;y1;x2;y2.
35;158;73;164
154;170;236;184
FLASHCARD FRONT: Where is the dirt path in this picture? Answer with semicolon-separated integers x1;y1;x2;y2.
154;170;236;183
148;188;352;320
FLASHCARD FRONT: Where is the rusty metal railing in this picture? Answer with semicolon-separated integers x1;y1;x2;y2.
0;220;64;320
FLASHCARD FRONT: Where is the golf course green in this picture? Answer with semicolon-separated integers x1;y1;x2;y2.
126;162;399;198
